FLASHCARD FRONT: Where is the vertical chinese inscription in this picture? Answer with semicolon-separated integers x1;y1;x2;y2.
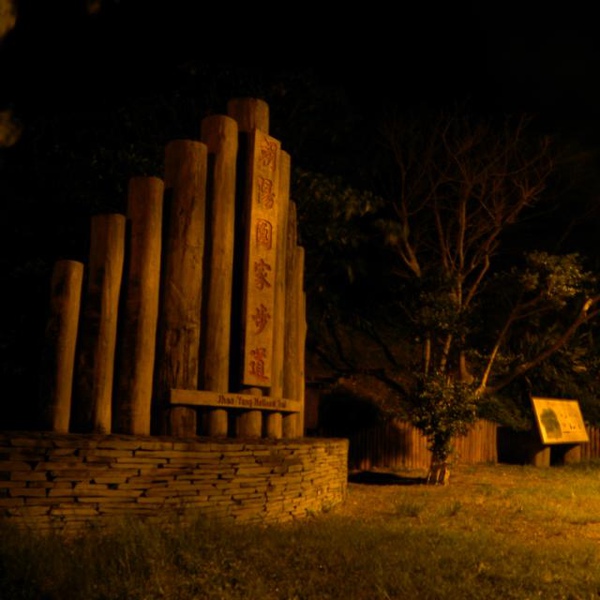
243;131;281;386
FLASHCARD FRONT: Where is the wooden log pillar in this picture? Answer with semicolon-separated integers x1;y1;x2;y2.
155;140;207;437
265;407;283;439
227;97;271;437
73;213;126;433
282;202;299;438
40;259;84;433
266;151;291;439
114;176;163;435
237;387;263;438
227;98;270;135
200;114;239;438
298;276;307;435
292;247;306;436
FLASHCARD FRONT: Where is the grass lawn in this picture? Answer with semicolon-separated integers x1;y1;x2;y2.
2;462;600;599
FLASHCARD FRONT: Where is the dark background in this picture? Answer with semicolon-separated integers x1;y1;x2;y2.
3;2;600;134
2;1;600;429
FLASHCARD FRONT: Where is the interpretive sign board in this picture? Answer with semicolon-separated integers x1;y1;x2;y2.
531;397;589;444
170;389;301;413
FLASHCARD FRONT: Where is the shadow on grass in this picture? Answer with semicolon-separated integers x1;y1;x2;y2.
348;470;426;486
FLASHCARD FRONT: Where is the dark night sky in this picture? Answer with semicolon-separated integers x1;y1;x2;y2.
3;2;600;259
3;1;600;140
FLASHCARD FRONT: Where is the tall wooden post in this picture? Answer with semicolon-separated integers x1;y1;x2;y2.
155;140;207;437
236;387;263;438
41;259;84;433
285;245;306;437
114;176;163;435
227;98;270;135
297;248;307;435
73;213;126;433
200;115;238;437
266;150;291;439
239;129;280;436
227;98;272;438
283;202;299;438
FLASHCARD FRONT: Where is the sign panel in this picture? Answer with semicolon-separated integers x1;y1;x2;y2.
531;397;589;444
170;389;301;413
242;130;281;387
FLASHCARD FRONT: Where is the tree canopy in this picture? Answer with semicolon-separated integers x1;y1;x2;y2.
294;106;600;482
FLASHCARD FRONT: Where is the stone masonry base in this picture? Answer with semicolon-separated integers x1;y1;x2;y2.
0;432;349;535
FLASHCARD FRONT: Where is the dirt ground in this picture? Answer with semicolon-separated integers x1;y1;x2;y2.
329;468;429;521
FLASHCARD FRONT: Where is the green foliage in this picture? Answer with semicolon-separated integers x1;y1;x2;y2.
293;167;387;325
294;167;384;267
410;374;479;463
398;274;476;343
517;251;596;306
477;250;600;424
514;333;600;426
476;387;535;431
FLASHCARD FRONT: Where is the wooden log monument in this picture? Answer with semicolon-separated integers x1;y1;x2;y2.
40;98;306;439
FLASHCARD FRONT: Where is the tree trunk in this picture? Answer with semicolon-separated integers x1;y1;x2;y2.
426;458;451;485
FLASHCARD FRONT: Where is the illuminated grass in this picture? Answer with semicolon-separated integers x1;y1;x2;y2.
2;463;600;599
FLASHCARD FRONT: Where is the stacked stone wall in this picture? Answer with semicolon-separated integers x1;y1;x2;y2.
0;432;348;535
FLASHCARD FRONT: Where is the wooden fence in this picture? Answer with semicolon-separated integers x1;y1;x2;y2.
344;419;600;471
581;426;600;460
